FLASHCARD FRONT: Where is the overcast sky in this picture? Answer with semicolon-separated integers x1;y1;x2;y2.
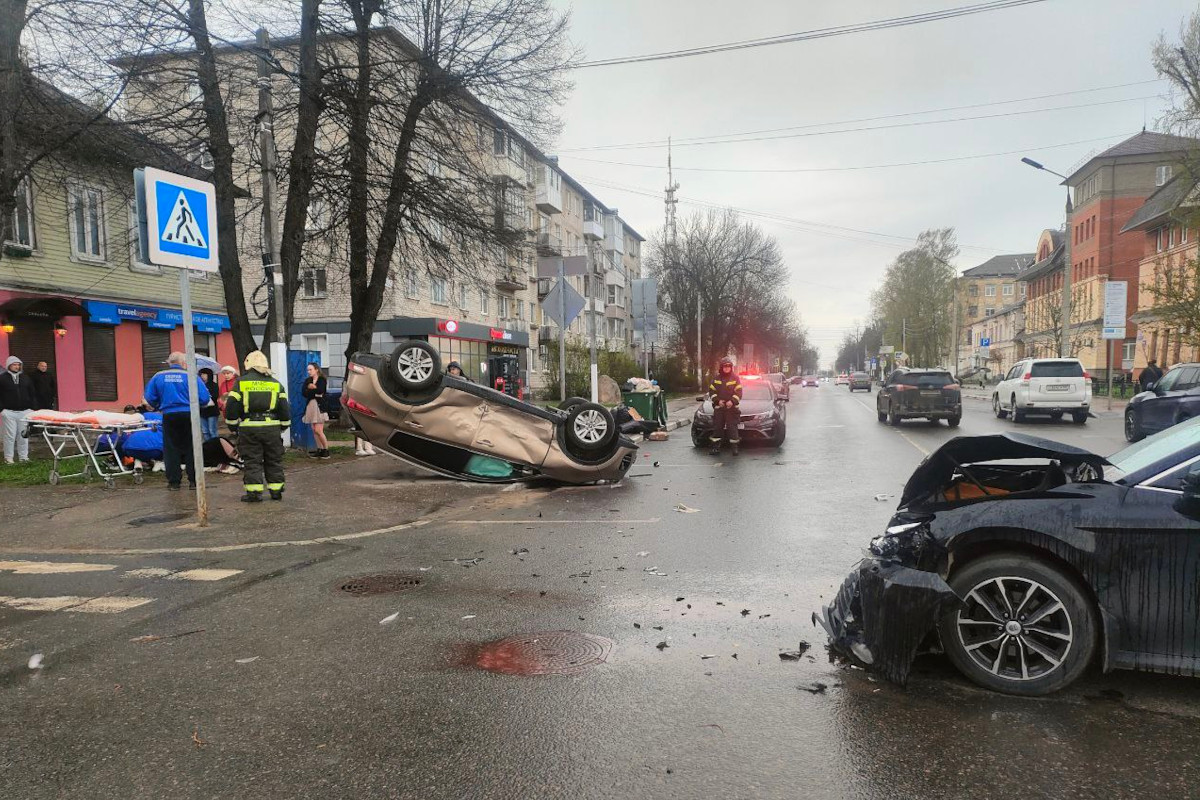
548;0;1197;366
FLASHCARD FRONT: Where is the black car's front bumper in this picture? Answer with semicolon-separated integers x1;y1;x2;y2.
693;416;782;440
814;556;961;685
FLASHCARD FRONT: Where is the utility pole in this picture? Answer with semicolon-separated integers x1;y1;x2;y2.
1060;191;1074;359
902;318;907;358
558;256;567;403
696;292;702;393
256;27;289;444
952;282;960;376
588;246;599;403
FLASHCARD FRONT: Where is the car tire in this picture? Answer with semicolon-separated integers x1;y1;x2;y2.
938;553;1097;696
558;396;590;412
563;402;618;455
771;424;786;448
1050;412;1063;422
887;406;900;426
1124;408;1143;442
1011;397;1024;423
1072;412;1088;425
877;409;886;423
389;340;441;392
993;395;1008;419
691;425;708;448
947;416;961;427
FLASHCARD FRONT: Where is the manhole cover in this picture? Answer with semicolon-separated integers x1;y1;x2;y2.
127;512;191;527
336;574;423;596
475;631;613;676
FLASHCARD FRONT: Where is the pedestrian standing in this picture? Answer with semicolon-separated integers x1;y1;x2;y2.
198;367;221;441
301;362;331;459
143;352;211;490
224;350;290;502
707;357;743;456
217;365;237;415
0;356;38;463
1139;359;1163;392
30;361;57;410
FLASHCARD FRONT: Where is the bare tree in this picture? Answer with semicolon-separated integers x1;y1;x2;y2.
870;229;959;367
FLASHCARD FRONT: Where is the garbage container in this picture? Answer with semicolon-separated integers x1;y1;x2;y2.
621;390;667;426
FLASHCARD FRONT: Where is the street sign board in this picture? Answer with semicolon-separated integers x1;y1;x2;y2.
1103;281;1127;333
541;278;585;328
1103;325;1127;340
139;167;219;272
879;345;895;354
980;337;991;347
632;277;659;345
537;255;588;278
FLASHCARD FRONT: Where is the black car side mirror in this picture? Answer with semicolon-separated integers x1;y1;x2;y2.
1174;470;1200;520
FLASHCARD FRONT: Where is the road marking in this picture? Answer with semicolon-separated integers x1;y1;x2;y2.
0;595;154;613
850;396;931;456
0;519;431;557
168;569;243;582
0;560;117;575
451;518;661;525
123;568;173;579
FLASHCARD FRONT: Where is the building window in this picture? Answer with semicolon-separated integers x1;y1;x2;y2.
984;307;994;317
405;270;419;299
83;324;118;402
1157;165;1173;187
480;291;489;315
8;178;34;249
1169;227;1176;248
302;267;327;298
968;285;978;297
1002;283;1014;296
515;300;524;320
968;305;978;318
68;185;106;262
459;284;469;309
984;285;996;297
301;334;329;366
497;295;510;318
306;198;327;230
1157;227;1166;253
1122;341;1136;365
431;276;448;304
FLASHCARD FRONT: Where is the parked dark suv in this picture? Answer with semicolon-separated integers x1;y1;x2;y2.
1125;362;1200;442
876;368;961;426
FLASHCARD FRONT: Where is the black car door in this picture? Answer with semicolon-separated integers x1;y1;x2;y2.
1107;467;1200;668
1138;367;1190;434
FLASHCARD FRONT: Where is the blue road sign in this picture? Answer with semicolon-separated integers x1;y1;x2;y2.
139;167;219;272
980;337;991;347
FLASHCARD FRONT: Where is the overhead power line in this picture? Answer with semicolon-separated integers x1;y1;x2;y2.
558;79;1163;152
575;0;1051;68
564;132;1134;174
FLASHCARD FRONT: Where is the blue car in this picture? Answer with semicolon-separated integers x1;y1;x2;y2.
1125;362;1200;442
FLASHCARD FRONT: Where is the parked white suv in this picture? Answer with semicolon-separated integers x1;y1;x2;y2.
993;358;1092;424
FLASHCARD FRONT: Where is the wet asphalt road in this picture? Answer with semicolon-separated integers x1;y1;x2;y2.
2;387;1199;799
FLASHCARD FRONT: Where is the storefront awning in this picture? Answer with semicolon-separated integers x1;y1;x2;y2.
0;296;86;319
83;300;230;333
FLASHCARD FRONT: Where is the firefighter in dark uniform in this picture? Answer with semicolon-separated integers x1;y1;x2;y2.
708;357;744;456
224;350;290;502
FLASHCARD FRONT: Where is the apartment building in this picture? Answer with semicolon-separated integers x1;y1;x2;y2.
117;27;646;397
1019;131;1196;377
1122;173;1200;375
963;302;1025;380
953;253;1032;375
1;79;234;411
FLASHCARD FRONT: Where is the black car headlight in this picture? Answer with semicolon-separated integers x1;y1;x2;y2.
869;519;934;562
695;412;712;423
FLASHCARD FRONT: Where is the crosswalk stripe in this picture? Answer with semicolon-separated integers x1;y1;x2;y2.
0;596;154;613
168;569;243;582
0;561;117;575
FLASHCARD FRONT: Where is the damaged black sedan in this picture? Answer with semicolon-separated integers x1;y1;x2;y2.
816;421;1200;696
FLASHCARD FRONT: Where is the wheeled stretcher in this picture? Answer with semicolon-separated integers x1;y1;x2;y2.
24;411;157;488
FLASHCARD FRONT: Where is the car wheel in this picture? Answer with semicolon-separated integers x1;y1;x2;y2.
771;424;786;448
877;410;886;423
938;553;1097;696
691;425;708;448
564;402;617;455
993;395;1008;419
887;406;900;426
558;396;589;412
947;416;961;427
1072;412;1088;425
389;340;441;392
1011;396;1024;423
1124;409;1142;442
1050;412;1063;422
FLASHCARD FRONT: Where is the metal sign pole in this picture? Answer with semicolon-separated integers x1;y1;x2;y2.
558;258;567;403
1108;338;1115;411
179;269;208;526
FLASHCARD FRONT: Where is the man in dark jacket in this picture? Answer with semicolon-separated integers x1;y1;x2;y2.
29;361;57;410
707;357;744;456
224;350;290;502
144;352;211;490
1139;359;1163;393
1;355;39;463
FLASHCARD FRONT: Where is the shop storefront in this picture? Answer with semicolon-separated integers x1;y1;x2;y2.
0;290;234;411
388;317;530;392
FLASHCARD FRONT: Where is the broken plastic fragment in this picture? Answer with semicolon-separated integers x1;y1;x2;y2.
700;654;716;659
419;567;431;572
235;656;259;664
379;613;400;625
27;653;43;670
740;609;750;616
673;503;700;513
873;494;893;502
462;615;477;620
656;641;669;650
636;551;650;557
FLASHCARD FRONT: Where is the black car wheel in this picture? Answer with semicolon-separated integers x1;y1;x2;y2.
771;423;786;448
1050;412;1064;422
558;396;590;412
938;553;1097;696
887;405;901;426
390;341;441;391
947;415;961;427
1072;411;1088;425
1011;397;1025;423
1124;408;1144;442
993;395;1008;419
877;410;886;423
691;424;708;448
564;402;617;455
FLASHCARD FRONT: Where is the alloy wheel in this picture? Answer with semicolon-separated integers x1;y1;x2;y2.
956;576;1073;682
396;347;434;383
572;408;609;444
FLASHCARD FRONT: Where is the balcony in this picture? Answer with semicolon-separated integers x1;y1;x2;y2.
605;338;626;353
604;268;625;287
498;318;527;333
493;154;528;185
603;214;625;254
535;166;563;214
583;206;603;240
536;232;562;256
539;324;557;343
605;302;625;318
495;272;524;292
536;278;552;297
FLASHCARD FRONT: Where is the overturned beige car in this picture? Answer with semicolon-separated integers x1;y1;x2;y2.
343;340;638;484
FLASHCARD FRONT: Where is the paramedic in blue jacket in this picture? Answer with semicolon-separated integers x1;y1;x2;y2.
143;352;211;491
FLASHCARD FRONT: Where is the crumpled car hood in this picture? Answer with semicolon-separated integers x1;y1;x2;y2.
900;432;1108;507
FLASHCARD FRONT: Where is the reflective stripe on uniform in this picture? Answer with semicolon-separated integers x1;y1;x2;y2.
267;482;284;491
244;484;264;491
239;419;284;427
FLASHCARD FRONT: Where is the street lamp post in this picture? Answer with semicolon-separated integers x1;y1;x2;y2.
1021;158;1073;359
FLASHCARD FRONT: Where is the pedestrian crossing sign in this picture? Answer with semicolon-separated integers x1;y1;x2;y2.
138;166;219;272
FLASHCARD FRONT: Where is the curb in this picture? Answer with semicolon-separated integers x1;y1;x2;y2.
629;417;690;443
